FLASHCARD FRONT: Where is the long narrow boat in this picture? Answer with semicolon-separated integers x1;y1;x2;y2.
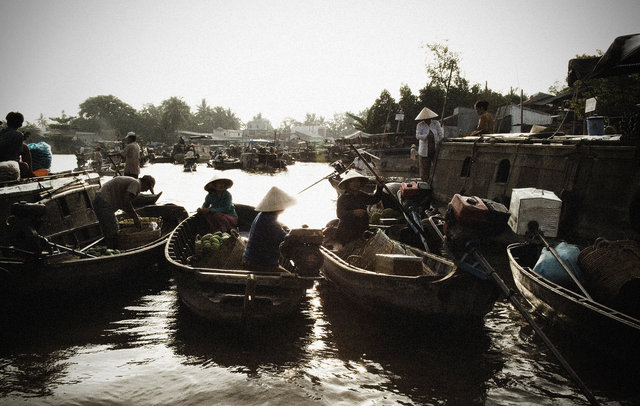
0;203;188;306
165;206;317;324
320;242;500;324
507;242;640;359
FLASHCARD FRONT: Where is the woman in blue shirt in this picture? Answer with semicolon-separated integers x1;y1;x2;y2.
197;174;238;232
242;186;296;272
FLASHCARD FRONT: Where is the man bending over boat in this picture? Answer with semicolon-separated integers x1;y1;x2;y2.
93;175;155;248
242;186;296;272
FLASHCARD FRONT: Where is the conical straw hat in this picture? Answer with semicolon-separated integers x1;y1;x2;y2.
204;173;233;191
415;107;438;120
338;170;369;190
255;186;296;212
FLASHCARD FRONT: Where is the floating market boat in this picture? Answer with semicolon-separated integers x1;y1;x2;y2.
165;205;323;325
507;241;640;360
210;157;243;170
132;191;163;207
0;203;188;306
319;231;500;324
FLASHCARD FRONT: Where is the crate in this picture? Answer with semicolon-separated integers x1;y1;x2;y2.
375;254;426;276
508;188;561;237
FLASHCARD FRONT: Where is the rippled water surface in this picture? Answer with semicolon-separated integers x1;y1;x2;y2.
1;155;638;405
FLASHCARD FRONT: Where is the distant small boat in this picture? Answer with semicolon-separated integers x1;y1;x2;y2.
132;191;163;207
210;158;242;170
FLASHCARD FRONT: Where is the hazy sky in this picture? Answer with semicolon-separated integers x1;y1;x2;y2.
1;0;638;128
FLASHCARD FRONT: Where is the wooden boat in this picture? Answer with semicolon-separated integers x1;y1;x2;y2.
210;158;242;170
0;203;188;305
319;241;500;323
507;242;640;359
132;191;163;207
165;205;318;324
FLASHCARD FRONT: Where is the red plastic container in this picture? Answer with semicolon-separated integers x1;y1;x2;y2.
400;182;419;198
450;194;489;224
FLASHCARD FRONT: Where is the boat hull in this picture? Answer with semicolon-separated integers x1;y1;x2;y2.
507;242;640;359
320;246;499;322
0;204;188;304
165;210;314;324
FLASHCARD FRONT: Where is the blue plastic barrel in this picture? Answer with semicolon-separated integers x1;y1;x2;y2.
587;116;605;135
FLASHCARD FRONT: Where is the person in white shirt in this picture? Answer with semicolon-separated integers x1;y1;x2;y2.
120;132;141;178
415;107;443;182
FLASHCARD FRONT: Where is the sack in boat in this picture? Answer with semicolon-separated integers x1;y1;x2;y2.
195;235;247;269
0;161;20;182
533;242;586;291
578;238;640;316
341;229;408;270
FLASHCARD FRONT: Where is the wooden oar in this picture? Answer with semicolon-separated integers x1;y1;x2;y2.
527;221;593;300
107;154;122;176
423;215;599;406
298;171;340;194
469;247;599;406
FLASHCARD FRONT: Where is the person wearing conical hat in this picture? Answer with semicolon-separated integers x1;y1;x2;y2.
242;186;296;272
415;107;443;182
334;171;383;246
197;173;238;233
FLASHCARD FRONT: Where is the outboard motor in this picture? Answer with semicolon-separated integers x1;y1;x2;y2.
280;228;324;277
6;201;49;253
444;194;510;256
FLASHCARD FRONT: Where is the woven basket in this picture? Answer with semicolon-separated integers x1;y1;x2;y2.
578;238;640;309
118;218;163;250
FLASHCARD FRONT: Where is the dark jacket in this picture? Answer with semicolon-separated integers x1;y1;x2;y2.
336;188;382;244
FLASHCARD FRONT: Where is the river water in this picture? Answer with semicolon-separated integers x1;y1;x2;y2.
1;155;638;405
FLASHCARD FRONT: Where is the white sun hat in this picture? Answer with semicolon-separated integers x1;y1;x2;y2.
255;186;296;212
337;170;369;190
415;107;438;120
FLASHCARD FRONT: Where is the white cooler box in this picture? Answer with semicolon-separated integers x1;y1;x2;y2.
508;188;562;237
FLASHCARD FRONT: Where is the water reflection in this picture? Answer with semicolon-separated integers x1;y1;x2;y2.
0;281;165;398
317;281;501;405
168;292;315;375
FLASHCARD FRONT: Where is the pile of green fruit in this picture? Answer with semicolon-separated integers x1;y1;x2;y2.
85;245;121;257
194;232;232;256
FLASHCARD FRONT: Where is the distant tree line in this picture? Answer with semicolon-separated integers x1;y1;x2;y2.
24;42;636;147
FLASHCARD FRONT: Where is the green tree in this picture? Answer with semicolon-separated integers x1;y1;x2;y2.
346;108;374;133
367;90;398;133
326;113;354;138
48;110;77;131
76;95;138;138
160;97;191;137
139;103;166;143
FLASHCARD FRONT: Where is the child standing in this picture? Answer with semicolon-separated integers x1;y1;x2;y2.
197;174;238;232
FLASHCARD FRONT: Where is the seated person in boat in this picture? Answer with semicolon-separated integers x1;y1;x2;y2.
93;175;155;248
335;171;383;246
0;111;34;179
196;174;238;233
242;186;296;272
468;100;494;137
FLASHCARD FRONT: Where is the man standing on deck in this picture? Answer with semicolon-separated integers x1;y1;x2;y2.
92;175;155;248
120;132;141;178
415;107;443;182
